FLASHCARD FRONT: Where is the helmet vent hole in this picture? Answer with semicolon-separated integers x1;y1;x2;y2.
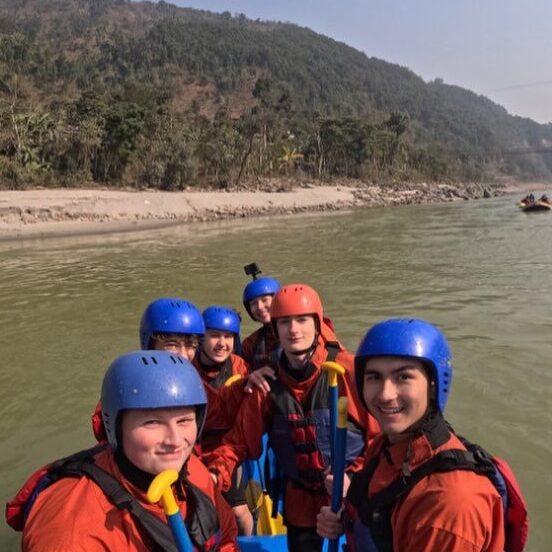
141;356;149;365
151;356;158;365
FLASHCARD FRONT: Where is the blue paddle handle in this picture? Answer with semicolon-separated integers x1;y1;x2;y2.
168;512;194;552
329;384;338;471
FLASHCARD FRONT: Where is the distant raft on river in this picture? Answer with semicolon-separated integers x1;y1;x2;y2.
518;193;551;212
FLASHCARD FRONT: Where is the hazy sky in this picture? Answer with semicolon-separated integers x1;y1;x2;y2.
167;0;552;125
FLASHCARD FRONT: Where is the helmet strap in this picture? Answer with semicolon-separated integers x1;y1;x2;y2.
285;333;318;366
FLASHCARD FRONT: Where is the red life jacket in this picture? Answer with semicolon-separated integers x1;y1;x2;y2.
5;445;221;552
267;345;365;494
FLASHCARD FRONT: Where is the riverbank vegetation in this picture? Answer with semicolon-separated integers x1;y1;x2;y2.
1;0;552;190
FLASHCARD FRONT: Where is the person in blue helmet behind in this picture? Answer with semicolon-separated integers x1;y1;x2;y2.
16;351;239;552
193;306;254;536
316;318;525;552
140;297;206;361
240;263;281;374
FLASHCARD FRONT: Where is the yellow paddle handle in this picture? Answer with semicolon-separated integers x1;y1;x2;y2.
337;397;348;429
224;374;243;387
322;361;346;387
147;469;180;516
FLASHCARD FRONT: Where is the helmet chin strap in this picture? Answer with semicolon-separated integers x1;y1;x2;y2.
287;333;318;361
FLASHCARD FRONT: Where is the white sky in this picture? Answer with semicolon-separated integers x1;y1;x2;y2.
167;0;552;125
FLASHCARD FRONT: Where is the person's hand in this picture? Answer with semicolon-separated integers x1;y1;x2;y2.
244;365;276;394
324;473;351;497
316;506;344;539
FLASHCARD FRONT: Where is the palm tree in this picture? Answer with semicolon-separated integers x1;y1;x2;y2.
278;145;303;175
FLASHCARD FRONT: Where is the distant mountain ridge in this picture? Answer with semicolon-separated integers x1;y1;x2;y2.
1;0;551;188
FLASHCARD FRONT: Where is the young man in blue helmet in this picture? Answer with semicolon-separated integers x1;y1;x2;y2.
92;297;207;441
194;305;253;536
240;263;281;371
140;297;206;361
316;319;506;552
17;351;239;552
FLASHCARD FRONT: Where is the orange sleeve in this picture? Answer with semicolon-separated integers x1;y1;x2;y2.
202;390;269;492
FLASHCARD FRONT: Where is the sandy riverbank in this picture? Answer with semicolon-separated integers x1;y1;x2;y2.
0;179;536;241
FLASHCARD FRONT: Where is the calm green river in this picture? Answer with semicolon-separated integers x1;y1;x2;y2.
1;193;551;550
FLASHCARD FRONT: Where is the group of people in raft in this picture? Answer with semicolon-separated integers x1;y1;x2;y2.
520;192;550;205
8;264;527;552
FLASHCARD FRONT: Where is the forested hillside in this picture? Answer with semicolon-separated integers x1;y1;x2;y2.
1;0;551;189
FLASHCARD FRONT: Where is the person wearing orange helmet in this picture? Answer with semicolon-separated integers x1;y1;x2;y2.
203;283;380;552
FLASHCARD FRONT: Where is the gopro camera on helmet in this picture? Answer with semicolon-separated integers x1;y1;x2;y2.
244;262;262;280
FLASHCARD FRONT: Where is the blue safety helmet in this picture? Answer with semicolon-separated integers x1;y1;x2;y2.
242;277;281;320
101;350;207;449
203;306;241;355
139;298;205;349
355;319;453;413
203;306;241;335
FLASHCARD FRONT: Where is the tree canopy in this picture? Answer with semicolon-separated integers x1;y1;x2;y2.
1;0;551;189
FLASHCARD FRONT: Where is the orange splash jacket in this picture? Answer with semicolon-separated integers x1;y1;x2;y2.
19;448;238;552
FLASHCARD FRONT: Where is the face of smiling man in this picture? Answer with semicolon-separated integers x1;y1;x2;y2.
362;356;430;443
121;407;198;474
276;315;317;357
249;294;274;325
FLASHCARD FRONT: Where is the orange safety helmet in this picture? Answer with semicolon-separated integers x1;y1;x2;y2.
270;283;324;329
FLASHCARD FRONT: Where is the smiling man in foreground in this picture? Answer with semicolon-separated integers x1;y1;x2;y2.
12;351;238;552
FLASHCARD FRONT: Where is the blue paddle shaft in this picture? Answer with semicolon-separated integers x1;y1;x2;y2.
168;512;194;552
329;410;348;552
329;384;338;470
331;427;347;512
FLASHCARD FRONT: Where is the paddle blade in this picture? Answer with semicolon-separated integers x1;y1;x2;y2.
257;492;286;536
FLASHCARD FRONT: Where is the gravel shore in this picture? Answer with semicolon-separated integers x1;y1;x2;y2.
0;180;519;241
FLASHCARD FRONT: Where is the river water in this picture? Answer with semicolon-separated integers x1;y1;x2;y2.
1;193;550;550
